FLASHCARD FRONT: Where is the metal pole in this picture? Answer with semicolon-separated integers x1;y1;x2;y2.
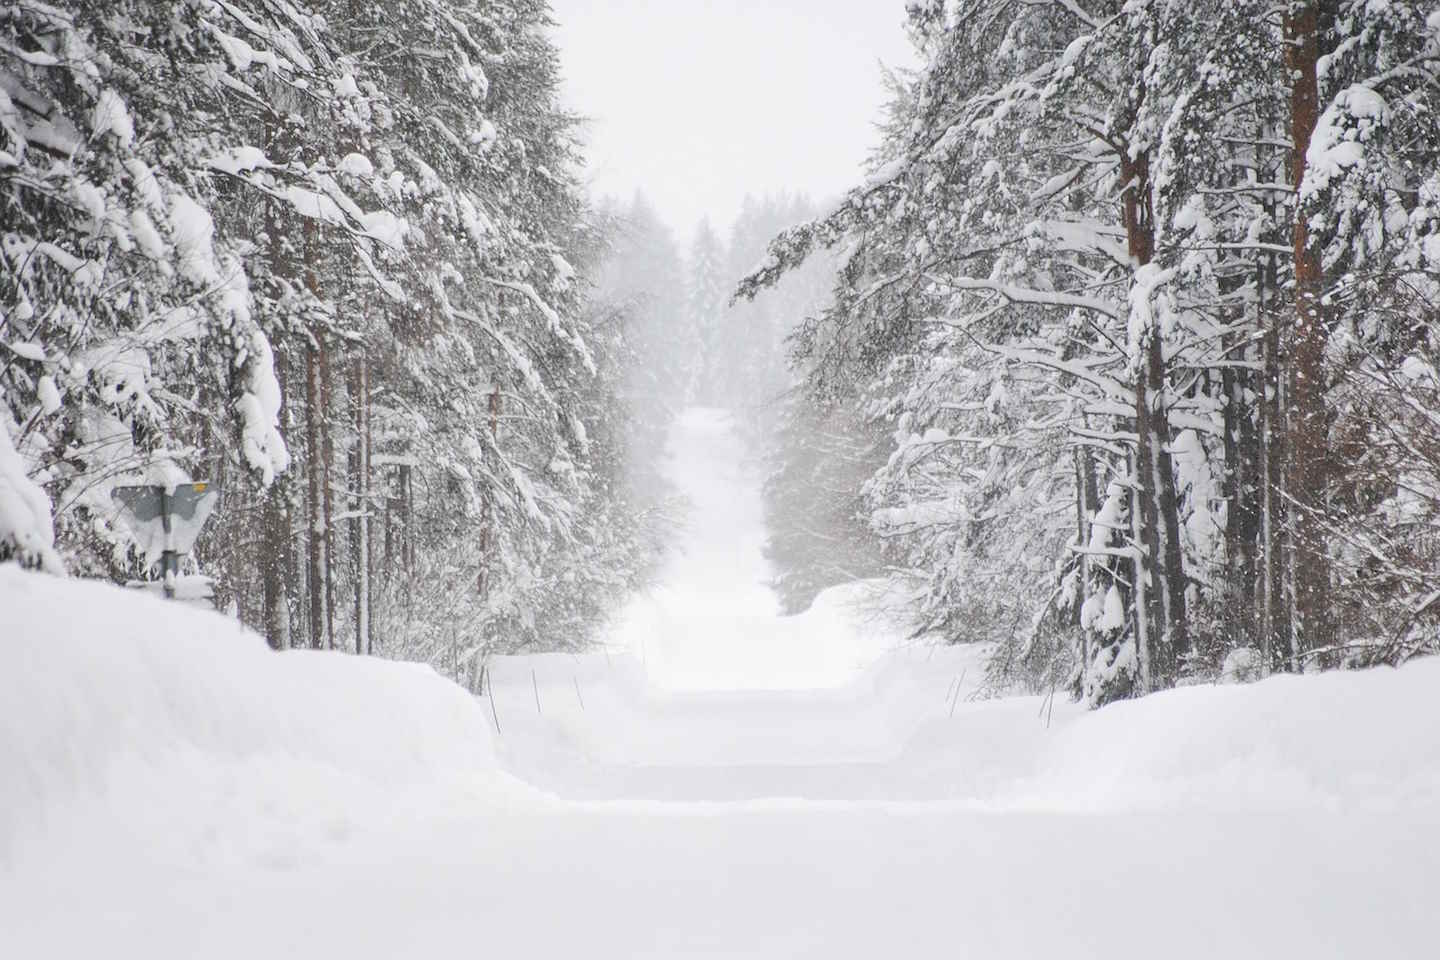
160;487;176;600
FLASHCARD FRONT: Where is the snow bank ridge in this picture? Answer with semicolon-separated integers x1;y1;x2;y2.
0;566;502;862
1008;661;1440;812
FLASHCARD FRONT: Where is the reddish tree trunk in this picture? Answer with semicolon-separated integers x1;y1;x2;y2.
1285;0;1335;663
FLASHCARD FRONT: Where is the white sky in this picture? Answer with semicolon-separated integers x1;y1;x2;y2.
547;0;917;240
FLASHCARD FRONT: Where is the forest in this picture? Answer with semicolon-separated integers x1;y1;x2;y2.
0;0;678;672
5;5;1439;955
0;0;830;689
745;0;1440;705
4;0;1440;711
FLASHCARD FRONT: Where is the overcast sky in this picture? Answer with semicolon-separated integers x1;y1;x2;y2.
547;0;917;241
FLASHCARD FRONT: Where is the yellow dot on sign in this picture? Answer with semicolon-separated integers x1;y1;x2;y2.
193;483;208;493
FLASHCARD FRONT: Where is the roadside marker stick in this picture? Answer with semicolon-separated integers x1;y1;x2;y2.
948;668;967;718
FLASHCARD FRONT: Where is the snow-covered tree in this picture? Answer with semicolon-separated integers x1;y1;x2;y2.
1;0;678;682
686;218;728;403
739;0;1440;705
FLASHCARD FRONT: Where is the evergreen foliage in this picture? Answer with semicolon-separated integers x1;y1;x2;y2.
740;0;1440;704
0;0;681;682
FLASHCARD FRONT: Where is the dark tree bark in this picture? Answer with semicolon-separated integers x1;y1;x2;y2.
260;135;292;651
1222;363;1261;647
398;462;415;573
350;349;371;656
303;217;329;650
1073;446;1096;629
1284;0;1336;663
320;332;336;649
261;483;291;651
1220;264;1261;653
1261;283;1293;670
1122;149;1190;687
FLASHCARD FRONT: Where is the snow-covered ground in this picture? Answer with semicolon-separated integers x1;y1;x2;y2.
3;410;1438;959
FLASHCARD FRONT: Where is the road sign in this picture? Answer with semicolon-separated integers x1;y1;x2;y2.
111;482;219;599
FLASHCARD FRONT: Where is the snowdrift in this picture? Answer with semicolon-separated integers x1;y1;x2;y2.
0;565;520;867
874;648;1440;812
485;616;1440;813
5;561;1438;874
1008;659;1440;812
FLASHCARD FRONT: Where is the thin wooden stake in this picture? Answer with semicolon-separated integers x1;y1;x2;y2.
488;667;503;736
948;668;968;718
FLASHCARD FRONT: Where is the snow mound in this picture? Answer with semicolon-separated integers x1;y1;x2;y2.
1011;659;1440;812
483;634;1439;815
0;566;521;867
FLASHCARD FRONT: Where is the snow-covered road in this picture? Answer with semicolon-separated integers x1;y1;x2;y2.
4;409;1437;958
609;407;896;691
15;805;1429;959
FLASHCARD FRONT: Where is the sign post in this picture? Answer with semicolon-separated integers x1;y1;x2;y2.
111;483;220;599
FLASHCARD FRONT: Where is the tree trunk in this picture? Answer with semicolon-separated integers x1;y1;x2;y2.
1073;446;1095;628
261;483;291;651
321;333;336;649
1220;259;1261;653
1284;0;1335;664
1261;306;1288;670
1128;448;1152;693
261;135;291;651
284;454;301;645
1222;361;1261;650
351;350;371;656
1122;149;1190;687
305;337;327;650
384;477;394;572
1074;443;1101;677
398;462;415;574
303;217;329;651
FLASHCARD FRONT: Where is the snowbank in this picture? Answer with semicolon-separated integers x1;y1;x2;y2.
4;564;1438;960
0;565;518;867
483;635;1439;814
1010;658;1440;812
6;398;1438;959
863;651;1440;812
8;556;1434;865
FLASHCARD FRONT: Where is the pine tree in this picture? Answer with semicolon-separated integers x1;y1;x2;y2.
686;219;728;404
